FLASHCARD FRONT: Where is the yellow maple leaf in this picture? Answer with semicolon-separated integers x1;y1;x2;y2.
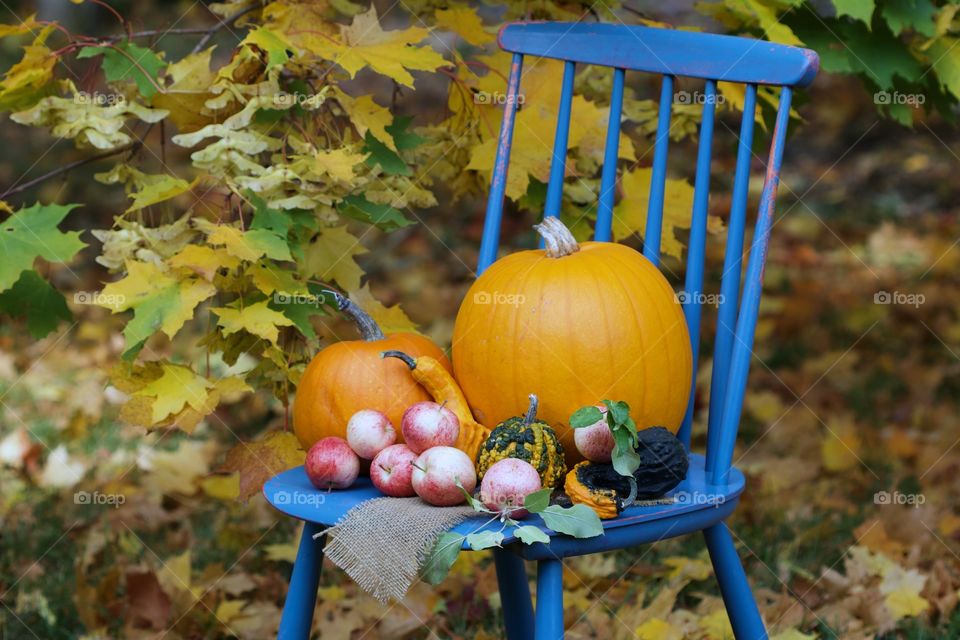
301;225;367;292
213;300;294;344
435;7;494;46
821;418;862;473
700;608;734;640
613;167;700;260
335;89;397;152
201;222;291;262
349;284;418;334
881;565;929;620
313;147;366;183
636;617;682;640
662;555;712;581
152;48;216;133
168;244;241;281
247;263;306;296
201;473;241;501
100;260;216;341
136;363;213;422
301;6;446;88
466;56;634;200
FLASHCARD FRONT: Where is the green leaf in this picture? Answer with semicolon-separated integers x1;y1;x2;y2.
268;286;329;343
0;202;85;291
339;195;413;231
928;37;960;99
244;27;293;69
0;270;71;338
540;504;604;538
602;399;631;427
245;229;293;262
523;488;553;513
248;191;293;236
788;15;922;90
514;525;550;545
612;428;642;477
466;530;504;550
77;42;165;98
421;532;464;585
387;116;426;150
363;131;410;176
832;0;874;25
457;479;487;512
570;406;604;429
881;0;936;37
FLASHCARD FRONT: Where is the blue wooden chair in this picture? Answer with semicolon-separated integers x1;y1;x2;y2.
265;21;818;640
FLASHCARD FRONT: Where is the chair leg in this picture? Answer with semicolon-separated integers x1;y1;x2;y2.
493;548;535;640
534;558;564;640
704;522;767;640
279;522;326;640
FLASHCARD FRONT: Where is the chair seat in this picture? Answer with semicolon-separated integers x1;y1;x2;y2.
263;454;744;556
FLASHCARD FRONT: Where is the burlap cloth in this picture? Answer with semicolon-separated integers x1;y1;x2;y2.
320;497;483;603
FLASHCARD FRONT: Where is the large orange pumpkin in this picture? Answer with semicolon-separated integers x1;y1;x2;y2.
452;217;692;464
293;292;451;449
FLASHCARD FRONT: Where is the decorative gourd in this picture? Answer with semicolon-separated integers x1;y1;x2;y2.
452;217;693;465
293;292;451;449
564;427;689;519
476;394;567;490
381;350;490;460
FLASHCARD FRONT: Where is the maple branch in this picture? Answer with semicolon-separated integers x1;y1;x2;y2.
1;142;139;199
191;4;261;54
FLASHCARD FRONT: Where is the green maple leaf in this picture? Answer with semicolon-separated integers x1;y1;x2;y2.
78;42;165;99
0;270;72;338
0;202;85;291
338;195;412;231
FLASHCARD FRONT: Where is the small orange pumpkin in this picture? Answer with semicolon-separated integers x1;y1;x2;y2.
293;292;451;449
452;217;692;464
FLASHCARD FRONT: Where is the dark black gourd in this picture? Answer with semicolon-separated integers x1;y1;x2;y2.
564;427;688;519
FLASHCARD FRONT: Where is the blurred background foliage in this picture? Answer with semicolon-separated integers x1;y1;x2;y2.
2;0;960;638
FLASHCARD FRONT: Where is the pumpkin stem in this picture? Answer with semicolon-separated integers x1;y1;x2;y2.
323;290;385;341
381;350;416;369
533;216;580;258
523;394;539;426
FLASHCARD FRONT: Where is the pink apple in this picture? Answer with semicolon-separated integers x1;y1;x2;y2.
401;402;460;454
346;409;397;459
574;405;615;463
370;444;418;497
411;446;476;506
305;437;359;490
480;458;542;518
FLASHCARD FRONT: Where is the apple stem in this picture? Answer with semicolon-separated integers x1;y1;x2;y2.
411;463;426;472
378;463;390;472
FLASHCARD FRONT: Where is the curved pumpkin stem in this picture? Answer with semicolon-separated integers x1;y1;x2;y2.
381;350;416;368
323;290;385;341
524;394;539;426
533;216;580;258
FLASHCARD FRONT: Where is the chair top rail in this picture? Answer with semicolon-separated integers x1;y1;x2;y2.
498;22;819;88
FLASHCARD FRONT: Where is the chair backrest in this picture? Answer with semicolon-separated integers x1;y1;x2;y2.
477;22;819;486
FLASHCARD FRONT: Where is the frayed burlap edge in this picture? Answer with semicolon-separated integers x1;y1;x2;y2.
322;497;480;603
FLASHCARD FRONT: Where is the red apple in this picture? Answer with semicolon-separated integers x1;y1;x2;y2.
479;458;542;518
346;409;396;459
574;405;615;463
305;437;359;490
370;444;418;497
411;446;476;506
401;402;460;454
